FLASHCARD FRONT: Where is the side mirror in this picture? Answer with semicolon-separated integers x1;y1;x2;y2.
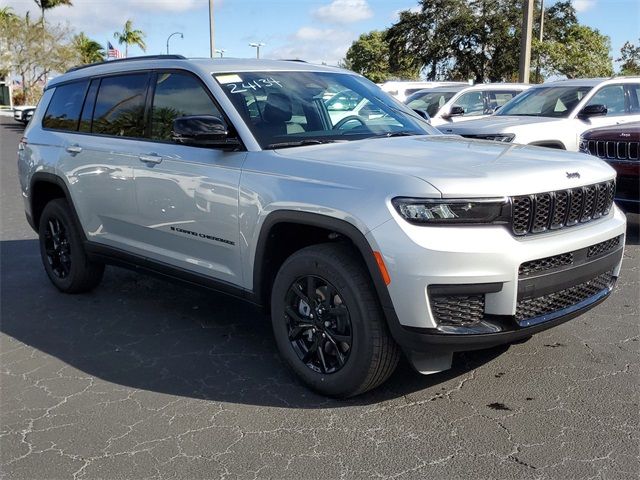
444;105;465;118
412;108;431;123
172;115;240;149
578;104;607;118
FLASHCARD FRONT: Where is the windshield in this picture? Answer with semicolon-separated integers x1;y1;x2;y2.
214;71;436;149
497;85;593;118
405;90;460;117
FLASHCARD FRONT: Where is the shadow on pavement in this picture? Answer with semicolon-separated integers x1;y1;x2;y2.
0;239;508;408
0;121;25;134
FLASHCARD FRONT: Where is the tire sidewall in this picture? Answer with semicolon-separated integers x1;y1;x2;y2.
38;200;84;291
271;247;379;397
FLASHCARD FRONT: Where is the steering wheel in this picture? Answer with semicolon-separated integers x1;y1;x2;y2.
333;115;366;130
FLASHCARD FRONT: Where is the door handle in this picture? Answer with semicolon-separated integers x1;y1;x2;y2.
139;154;163;165
66;145;82;154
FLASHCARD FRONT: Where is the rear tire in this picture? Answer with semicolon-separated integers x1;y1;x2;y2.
38;199;104;293
271;243;399;398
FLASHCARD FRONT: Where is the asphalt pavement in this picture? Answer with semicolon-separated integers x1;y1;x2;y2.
1;117;638;479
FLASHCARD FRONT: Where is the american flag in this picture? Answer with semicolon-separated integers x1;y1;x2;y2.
107;41;123;59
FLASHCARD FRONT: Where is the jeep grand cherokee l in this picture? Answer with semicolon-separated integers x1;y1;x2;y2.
18;56;626;397
442;77;640;150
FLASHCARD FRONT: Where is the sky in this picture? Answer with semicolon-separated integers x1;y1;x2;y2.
5;0;640;71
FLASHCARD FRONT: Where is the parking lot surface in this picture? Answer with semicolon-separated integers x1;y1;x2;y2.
1;117;638;479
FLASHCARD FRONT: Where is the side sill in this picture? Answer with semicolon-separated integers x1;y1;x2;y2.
85;242;261;307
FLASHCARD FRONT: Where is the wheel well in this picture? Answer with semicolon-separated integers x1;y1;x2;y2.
529;141;566;150
257;222;366;307
31;181;66;231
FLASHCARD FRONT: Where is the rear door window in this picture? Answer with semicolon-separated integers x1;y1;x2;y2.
42;80;89;131
92;73;149;137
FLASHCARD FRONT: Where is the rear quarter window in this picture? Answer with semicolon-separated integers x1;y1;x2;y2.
92;73;149;138
42;80;89;131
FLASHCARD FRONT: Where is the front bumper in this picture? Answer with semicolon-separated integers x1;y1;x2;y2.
366;205;626;353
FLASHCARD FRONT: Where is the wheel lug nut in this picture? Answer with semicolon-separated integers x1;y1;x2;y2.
324;321;330;327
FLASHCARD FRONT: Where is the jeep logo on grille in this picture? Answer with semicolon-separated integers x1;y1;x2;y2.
566;171;580;179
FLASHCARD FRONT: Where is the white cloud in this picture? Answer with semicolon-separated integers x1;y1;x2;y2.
313;0;373;24
266;26;357;65
2;0;203;34
572;0;597;12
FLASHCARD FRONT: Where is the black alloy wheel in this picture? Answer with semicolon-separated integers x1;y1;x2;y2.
284;275;353;374
43;216;72;279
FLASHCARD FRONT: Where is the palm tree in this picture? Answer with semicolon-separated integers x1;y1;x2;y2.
33;0;73;25
0;6;18;24
113;19;146;58
73;33;105;64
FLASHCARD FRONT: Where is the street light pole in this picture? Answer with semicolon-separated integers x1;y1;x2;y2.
166;32;183;55
249;42;265;59
215;49;226;58
209;0;215;58
518;0;534;83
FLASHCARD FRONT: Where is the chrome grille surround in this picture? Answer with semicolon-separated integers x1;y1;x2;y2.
588;140;640;161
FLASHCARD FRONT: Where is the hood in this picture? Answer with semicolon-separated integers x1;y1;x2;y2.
438;115;562;135
274;135;616;198
582;121;640;141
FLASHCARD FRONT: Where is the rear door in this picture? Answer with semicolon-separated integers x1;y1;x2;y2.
54;74;150;248
131;70;246;286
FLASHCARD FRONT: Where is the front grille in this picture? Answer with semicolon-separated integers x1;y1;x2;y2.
430;294;484;326
588;140;639;161
519;252;574;276
587;235;622;258
515;271;613;322
511;181;615;236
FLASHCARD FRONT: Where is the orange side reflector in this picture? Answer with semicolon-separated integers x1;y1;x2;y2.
373;251;391;285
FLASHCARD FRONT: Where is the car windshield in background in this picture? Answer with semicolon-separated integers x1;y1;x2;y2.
497;85;593;118
405;90;460;117
214;71;435;149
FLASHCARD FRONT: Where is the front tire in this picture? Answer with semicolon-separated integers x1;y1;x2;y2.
38;199;104;293
271;243;399;397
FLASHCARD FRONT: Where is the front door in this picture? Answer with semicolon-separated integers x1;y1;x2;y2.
132;71;246;286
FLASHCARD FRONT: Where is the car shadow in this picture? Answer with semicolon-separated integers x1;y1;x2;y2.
0;121;25;133
0;239;508;408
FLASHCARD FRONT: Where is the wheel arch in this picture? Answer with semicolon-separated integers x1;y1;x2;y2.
252;210;395;315
528;140;566;150
29;173;84;238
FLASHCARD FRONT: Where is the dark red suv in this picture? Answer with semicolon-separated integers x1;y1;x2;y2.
580;122;640;213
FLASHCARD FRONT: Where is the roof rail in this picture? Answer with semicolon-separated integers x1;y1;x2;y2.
278;59;308;63
66;54;187;73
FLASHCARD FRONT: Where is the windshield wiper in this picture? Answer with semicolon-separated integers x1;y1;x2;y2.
265;139;337;149
376;131;420;138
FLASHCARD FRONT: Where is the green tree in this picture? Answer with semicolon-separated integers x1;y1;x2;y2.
73;32;105;64
538;25;613;78
617;39;640;76
33;0;73;25
114;19;146;58
0;12;75;103
343;31;389;83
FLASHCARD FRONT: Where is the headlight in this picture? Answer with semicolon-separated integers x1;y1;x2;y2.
482;134;515;142
578;136;589;153
392;197;510;225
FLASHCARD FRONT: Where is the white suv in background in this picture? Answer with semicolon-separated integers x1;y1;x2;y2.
405;83;529;127
380;80;468;102
442;77;640;150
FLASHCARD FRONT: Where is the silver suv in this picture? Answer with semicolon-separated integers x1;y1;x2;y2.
18;56;626;397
